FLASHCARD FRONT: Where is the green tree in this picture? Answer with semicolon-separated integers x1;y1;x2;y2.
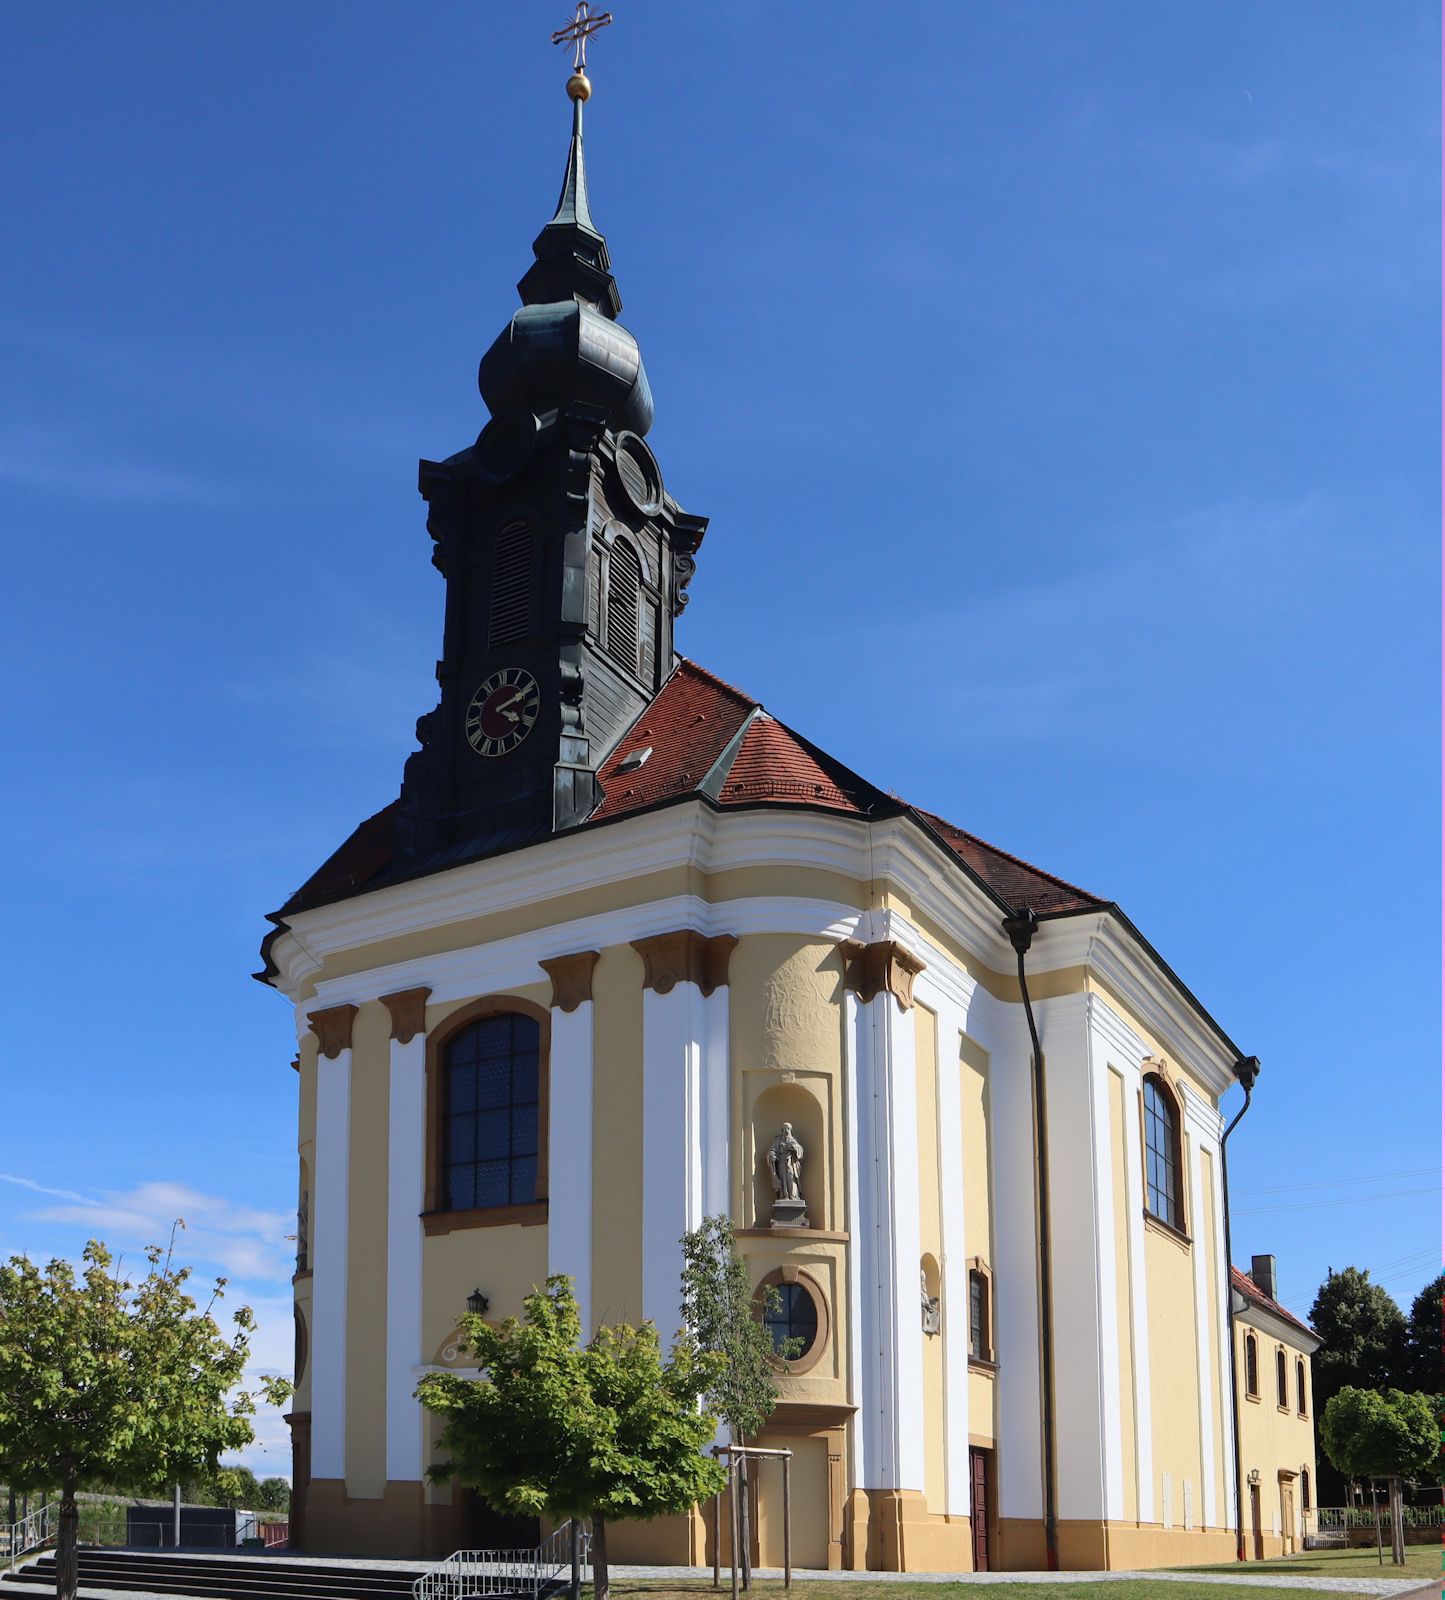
212;1466;262;1508
1396;1272;1444;1394
0;1239;291;1600
1309;1268;1406;1410
416;1276;725;1600
255;1476;291;1515
680;1216;792;1589
1320;1386;1439;1564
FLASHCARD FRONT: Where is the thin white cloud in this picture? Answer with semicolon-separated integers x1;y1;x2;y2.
0;1172;95;1204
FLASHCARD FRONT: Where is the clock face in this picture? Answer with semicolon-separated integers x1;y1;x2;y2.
465;668;541;758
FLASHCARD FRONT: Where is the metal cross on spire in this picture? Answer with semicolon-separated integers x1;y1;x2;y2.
552;2;614;77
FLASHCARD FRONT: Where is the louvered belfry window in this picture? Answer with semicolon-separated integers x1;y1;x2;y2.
606;539;642;673
488;523;533;647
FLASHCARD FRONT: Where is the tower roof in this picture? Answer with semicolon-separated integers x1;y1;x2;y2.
517;97;622;320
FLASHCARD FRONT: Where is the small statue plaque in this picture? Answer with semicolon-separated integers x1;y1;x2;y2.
766;1121;809;1229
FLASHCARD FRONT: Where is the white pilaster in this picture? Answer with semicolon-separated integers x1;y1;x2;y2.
1215;1128;1237;1533
847;988;925;1491
641;982;706;1336
932;997;971;1518
548;1000;595;1333
988;1004;1043;1521
1120;1053;1155;1522
311;1045;352;1482
1185;1096;1221;1531
1084;999;1127;1522
384;1032;426;1484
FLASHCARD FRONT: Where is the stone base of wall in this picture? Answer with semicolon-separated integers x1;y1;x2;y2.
300;1479;458;1559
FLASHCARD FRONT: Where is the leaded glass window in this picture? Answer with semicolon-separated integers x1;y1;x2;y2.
443;1013;540;1211
763;1282;818;1359
1143;1075;1181;1228
969;1269;990;1360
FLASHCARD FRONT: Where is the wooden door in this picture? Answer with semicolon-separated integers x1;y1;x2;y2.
1249;1484;1263;1560
969;1449;991;1572
1281;1485;1295;1555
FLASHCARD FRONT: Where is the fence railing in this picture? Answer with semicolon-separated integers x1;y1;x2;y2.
413;1520;590;1600
1316;1505;1445;1530
3;1503;57;1572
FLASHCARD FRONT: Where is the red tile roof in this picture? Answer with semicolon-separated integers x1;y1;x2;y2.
276;659;1106;921
1231;1266;1316;1339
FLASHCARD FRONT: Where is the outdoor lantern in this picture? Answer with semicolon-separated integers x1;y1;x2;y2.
466;1288;490;1317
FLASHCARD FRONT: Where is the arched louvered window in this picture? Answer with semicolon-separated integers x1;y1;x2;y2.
606;539;642;674
488;523;533;647
1244;1331;1259;1397
1276;1347;1288;1408
1143;1073;1183;1230
1296;1358;1307;1415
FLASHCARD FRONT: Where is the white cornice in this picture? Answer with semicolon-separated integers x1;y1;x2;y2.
269;802;1242;1094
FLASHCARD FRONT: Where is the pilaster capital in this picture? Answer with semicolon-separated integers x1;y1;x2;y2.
841;939;926;1012
631;930;738;997
307;1004;358;1060
380;986;432;1044
539;950;601;1014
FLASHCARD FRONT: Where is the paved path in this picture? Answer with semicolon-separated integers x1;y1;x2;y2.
608;1564;1427;1595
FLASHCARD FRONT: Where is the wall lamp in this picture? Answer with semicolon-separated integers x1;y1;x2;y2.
466;1288;491;1317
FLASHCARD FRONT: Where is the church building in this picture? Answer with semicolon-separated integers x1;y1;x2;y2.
261;48;1317;1573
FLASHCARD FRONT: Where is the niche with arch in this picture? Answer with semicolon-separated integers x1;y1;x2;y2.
749;1080;827;1230
920;1252;942;1336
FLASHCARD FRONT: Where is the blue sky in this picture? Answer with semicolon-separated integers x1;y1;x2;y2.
1;3;1437;1475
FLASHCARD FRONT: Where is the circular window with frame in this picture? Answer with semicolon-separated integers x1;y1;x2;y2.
755;1266;829;1375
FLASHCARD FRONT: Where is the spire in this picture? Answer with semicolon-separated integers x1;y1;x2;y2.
517;15;622;318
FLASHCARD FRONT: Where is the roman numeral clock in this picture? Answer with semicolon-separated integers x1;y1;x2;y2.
465;668;542;759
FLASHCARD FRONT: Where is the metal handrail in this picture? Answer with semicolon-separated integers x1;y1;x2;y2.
3;1503;57;1573
413;1519;590;1600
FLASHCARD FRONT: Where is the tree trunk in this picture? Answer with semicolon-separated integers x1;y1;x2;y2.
1389;1478;1405;1566
56;1474;79;1600
738;1456;752;1591
591;1514;608;1600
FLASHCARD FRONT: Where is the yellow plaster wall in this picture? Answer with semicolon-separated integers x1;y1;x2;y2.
344;1001;392;1499
914;1003;946;1514
589;947;645;1324
959;1032;996;1444
1144;1208;1201;1528
1107;1067;1137;1522
295;1036;319;1413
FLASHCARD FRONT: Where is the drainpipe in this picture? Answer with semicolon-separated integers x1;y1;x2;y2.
1002;907;1058;1572
1219;1055;1260;1561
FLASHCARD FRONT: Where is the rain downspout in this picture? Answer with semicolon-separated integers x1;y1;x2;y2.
1220;1054;1260;1561
1002;907;1058;1572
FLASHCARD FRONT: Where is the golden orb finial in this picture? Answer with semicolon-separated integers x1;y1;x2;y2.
566;70;592;102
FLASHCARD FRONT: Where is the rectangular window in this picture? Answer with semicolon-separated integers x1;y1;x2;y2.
968;1269;989;1360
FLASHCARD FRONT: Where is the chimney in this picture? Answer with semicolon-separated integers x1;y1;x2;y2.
1250;1254;1278;1302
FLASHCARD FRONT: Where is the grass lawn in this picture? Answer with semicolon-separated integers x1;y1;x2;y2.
590;1579;1429;1600
1178;1544;1442;1583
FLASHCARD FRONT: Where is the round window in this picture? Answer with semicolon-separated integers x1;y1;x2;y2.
764;1281;818;1359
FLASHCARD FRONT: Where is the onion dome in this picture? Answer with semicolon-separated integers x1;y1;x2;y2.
478;93;654;439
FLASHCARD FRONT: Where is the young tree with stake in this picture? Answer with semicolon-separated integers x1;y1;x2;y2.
416;1276;725;1600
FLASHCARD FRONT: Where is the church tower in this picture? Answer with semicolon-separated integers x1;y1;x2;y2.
395;76;706;866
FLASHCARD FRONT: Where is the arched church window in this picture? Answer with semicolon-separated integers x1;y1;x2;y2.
1276;1346;1288;1408
1244;1331;1259;1397
1296;1357;1307;1415
488;523;533;647
442;1012;540;1210
968;1267;992;1361
606;538;642;674
1142;1073;1183;1229
1301;1470;1310;1513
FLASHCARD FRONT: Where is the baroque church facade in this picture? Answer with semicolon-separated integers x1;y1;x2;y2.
262;72;1317;1573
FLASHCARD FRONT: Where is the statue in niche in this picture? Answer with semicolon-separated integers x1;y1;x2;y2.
766;1122;809;1229
921;1268;941;1336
